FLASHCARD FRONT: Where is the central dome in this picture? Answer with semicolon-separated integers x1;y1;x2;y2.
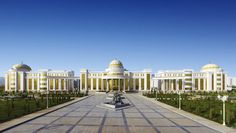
107;59;124;75
109;59;123;68
201;63;222;72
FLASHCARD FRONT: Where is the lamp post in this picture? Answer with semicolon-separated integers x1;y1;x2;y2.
46;80;49;109
155;87;158;101
178;91;181;110
217;95;228;126
46;88;49;109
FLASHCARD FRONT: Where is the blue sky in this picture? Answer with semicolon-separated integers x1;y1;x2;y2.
0;0;235;76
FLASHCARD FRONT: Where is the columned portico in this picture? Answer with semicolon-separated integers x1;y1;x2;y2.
80;59;152;92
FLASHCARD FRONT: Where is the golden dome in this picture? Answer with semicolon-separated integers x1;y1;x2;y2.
107;59;124;75
109;59;123;68
201;63;222;72
12;63;32;71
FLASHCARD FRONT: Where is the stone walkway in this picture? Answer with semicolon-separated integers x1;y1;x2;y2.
4;94;222;133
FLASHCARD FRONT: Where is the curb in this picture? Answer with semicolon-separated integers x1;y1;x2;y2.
139;95;236;133
0;95;91;132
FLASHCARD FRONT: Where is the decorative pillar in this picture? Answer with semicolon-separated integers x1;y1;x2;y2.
198;78;201;91
15;71;17;92
133;79;136;91
119;79;121;91
176;79;179;91
123;79;126;92
128;79;130;91
59;79;62;91
26;78;29;92
101;79;104;91
96;78;99;91
37;75;40;92
53;79;56;91
91;78;93;91
32;78;34;92
161;80;165;92
144;74;147;91
204;78;206;91
182;79;185;91
139;78;141;91
47;79;49;92
106;79;109;91
64;79;67;91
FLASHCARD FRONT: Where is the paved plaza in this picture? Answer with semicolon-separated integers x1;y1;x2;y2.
4;94;221;133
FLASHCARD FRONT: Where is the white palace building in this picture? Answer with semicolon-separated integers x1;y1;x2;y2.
80;59;151;92
5;63;76;92
152;64;229;92
5;61;233;93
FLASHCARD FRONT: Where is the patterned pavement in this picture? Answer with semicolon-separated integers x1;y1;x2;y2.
4;94;220;133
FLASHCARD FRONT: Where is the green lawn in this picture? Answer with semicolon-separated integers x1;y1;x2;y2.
144;91;236;128
0;92;85;123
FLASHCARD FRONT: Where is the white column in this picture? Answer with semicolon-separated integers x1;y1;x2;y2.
176;79;179;91
85;74;88;91
214;73;217;91
224;74;227;91
106;79;109;91
101;79;104;91
15;72;17;92
80;73;83;91
204;78;207;91
169;79;171;91
47;79;49;92
124;79;126;92
52;79;55;91
171;80;174;91
208;73;212;91
32;78;34;92
27;78;29;92
64;79;67;91
221;73;223;91
91;78;93;91
144;74;147;91
119;79;121;91
59;79;62;91
192;78;194;91
161;80;165;91
128;79;130;91
111;79;113;90
139;78;141;91
182;79;185;91
133;79;136;91
198;78;201;91
96;78;99;91
20;72;24;91
37;75;40;92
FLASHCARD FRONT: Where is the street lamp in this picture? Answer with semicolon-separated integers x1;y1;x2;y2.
217;95;228;126
46;88;49;109
178;91;181;110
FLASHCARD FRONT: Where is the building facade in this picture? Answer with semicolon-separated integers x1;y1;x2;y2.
5;63;76;92
153;64;228;92
80;59;151;92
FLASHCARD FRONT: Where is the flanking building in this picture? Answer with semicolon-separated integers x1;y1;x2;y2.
80;59;151;92
153;64;228;92
5;63;76;92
